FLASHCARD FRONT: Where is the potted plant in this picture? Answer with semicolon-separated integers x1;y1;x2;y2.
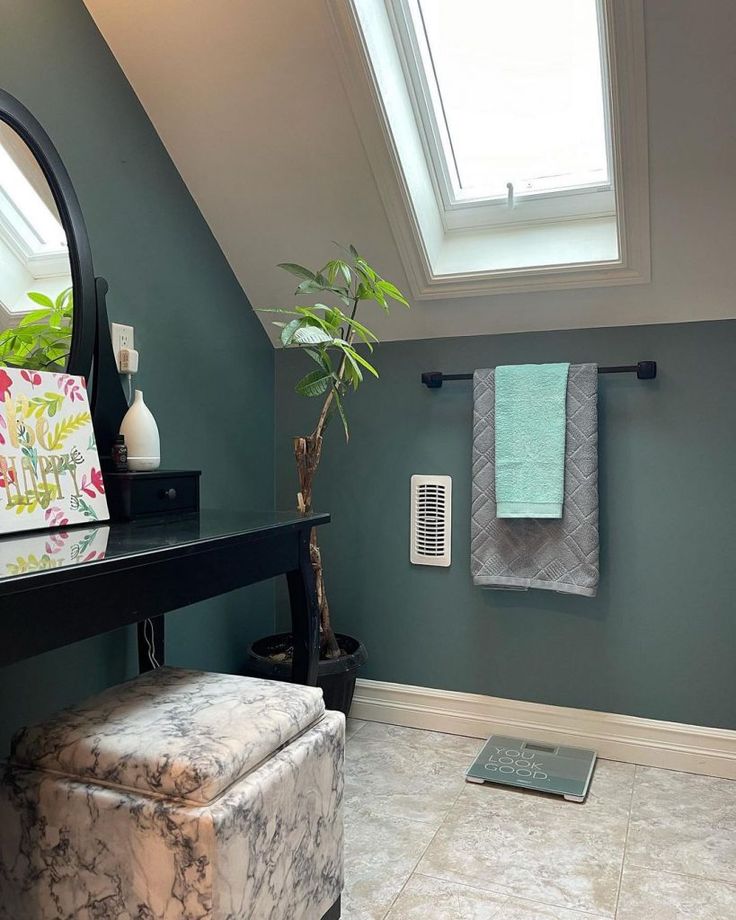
246;245;408;714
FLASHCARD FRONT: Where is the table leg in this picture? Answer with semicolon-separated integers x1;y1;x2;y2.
137;616;165;672
321;897;341;919
286;530;320;686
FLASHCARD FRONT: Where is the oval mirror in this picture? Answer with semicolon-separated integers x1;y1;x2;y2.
0;91;95;380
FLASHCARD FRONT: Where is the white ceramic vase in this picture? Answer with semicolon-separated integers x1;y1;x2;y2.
120;390;161;472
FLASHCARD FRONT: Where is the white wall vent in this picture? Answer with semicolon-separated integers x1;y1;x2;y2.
410;475;452;567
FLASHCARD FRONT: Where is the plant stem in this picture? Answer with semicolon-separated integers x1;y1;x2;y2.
293;294;361;660
313;296;358;444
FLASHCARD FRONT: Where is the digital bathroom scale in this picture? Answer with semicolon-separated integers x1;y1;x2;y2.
465;735;597;802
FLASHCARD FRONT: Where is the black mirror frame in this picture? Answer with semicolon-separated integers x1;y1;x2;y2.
0;89;96;381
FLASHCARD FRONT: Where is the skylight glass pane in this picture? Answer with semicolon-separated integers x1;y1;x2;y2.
416;0;610;200
0;143;66;254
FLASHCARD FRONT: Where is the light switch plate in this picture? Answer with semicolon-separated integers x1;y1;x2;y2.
111;323;134;373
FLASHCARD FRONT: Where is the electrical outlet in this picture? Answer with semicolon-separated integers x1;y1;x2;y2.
111;323;134;373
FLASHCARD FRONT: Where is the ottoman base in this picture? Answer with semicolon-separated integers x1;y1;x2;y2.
1;711;344;919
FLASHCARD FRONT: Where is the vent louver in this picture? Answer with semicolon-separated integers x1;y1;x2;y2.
410;475;452;567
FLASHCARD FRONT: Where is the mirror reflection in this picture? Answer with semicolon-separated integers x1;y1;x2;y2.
0;119;73;372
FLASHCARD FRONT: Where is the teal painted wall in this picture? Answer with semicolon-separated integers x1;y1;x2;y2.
0;0;274;749
276;320;736;729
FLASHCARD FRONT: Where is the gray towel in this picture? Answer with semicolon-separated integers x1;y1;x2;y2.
471;364;599;596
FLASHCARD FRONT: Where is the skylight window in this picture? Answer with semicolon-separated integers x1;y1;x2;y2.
330;0;650;295
413;0;611;204
388;0;615;227
0;142;67;256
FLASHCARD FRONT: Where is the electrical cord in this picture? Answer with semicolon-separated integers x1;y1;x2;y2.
143;618;161;669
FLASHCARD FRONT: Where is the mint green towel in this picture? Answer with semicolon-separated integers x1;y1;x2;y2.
494;363;570;518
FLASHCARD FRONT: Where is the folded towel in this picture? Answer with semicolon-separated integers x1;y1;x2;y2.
471;364;599;596
495;363;570;518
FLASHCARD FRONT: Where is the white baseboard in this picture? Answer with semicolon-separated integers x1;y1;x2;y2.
350;679;736;780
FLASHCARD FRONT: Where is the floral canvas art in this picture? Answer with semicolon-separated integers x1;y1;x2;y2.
0;368;109;534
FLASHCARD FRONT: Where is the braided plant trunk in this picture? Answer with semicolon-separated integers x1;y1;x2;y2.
294;395;341;659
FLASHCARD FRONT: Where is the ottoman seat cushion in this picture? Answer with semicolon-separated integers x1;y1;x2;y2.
10;667;325;804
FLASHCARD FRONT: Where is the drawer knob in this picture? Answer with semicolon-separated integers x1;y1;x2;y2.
161;488;177;501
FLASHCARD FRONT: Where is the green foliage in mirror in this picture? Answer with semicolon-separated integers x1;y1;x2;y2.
0;286;73;372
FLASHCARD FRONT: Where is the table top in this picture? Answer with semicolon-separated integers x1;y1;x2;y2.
0;509;329;595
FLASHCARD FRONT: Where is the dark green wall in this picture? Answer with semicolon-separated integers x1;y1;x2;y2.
0;0;275;749
276;320;736;729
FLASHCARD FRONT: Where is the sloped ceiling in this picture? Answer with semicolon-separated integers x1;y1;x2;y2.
83;0;736;346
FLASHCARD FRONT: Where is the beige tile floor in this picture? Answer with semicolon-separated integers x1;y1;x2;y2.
342;720;736;920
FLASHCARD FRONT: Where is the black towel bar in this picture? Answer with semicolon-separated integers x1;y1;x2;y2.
421;361;657;389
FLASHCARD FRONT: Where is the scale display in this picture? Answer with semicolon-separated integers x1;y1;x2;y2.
466;735;597;802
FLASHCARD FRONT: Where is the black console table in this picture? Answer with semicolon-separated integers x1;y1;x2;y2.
0;510;329;685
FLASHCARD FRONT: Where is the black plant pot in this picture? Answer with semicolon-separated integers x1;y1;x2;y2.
246;633;367;716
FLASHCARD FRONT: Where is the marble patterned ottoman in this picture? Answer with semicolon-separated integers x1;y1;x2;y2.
0;667;344;920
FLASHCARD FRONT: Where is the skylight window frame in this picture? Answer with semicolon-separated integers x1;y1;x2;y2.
328;0;650;298
386;0;618;232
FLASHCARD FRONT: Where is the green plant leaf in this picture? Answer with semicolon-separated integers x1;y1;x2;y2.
378;279;409;306
26;291;54;308
18;309;52;327
303;346;326;368
280;318;302;346
344;351;363;386
306;304;344;333
371;284;388;309
334;339;379;378
295;369;333;397
335;260;351;285
278;263;316;281
304;348;333;373
342;315;378;348
293;307;334;333
323;260;338;285
332;386;349;441
348;348;379;377
56;286;73;312
354;258;377;282
295;278;327;295
323;259;352;286
292;326;333;345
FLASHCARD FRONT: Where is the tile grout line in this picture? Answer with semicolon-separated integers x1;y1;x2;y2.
612;763;638;918
345;722;484;919
346;719;369;741
400;870;514;917
623;862;736;889
414;867;611;919
379;777;474;920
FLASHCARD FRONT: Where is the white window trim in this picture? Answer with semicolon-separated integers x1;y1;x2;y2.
327;0;650;300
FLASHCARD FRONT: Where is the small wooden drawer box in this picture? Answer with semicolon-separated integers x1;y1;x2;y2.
104;470;201;521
